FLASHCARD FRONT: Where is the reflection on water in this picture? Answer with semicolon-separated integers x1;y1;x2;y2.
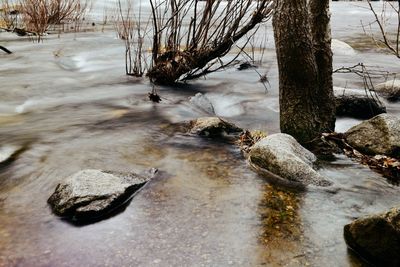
0;2;400;267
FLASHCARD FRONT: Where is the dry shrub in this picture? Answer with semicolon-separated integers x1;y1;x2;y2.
115;0;150;76
147;0;274;84
0;0;21;30
113;0;273;83
21;0;90;40
0;0;90;41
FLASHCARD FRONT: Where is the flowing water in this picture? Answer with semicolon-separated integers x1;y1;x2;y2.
1;2;400;266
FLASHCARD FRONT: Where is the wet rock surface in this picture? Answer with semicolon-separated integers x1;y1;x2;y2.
344;206;400;267
345;114;400;157
189;117;242;137
248;133;332;187
334;87;386;119
48;168;157;221
375;79;400;101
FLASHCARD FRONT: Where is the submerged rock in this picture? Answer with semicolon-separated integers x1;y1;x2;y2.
344;206;400;266
248;133;332;187
189;93;215;114
332;39;356;56
334;87;386;119
48;168;157;221
345;114;400;157
375;79;400;101
189;117;242;137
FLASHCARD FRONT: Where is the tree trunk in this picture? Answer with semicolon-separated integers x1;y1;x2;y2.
309;0;336;132
273;0;335;145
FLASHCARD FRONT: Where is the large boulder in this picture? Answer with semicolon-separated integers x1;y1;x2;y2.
48;168;157;221
375;79;400;101
189;117;242;137
334;87;386;119
248;133;332;187
345;114;400;157
344;207;400;267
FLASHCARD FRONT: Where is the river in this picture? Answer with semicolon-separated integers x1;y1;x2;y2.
0;1;399;266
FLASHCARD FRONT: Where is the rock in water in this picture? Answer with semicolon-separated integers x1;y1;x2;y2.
189;117;242;137
189;93;215;114
344;207;400;266
48;168;157;221
331;39;356;56
334;87;386;119
345;114;400;157
375;79;400;101
249;133;332;187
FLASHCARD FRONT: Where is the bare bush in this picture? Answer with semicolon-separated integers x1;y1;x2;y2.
1;0;90;41
364;0;400;58
0;0;20;30
115;0;150;76
146;0;273;84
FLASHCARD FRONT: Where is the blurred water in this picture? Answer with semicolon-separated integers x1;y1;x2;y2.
0;2;400;266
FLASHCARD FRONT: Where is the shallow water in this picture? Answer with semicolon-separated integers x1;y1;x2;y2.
1;2;400;267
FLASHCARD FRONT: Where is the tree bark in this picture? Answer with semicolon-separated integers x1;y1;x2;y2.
273;0;335;145
309;0;336;132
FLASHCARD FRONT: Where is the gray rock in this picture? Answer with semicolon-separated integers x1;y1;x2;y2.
344;206;400;267
345;114;400;157
332;39;356;56
248;133;332;187
48;168;157;221
189;117;242;137
334;87;386;119
189;93;215;114
375;79;400;101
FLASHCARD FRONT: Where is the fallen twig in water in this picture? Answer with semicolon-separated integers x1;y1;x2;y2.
0;45;12;54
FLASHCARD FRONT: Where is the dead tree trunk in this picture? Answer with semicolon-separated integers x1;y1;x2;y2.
273;0;335;145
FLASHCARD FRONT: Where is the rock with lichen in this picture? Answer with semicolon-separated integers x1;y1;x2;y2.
344;206;400;267
48;168;157;221
249;133;332;187
345;114;400;157
189;117;242;137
